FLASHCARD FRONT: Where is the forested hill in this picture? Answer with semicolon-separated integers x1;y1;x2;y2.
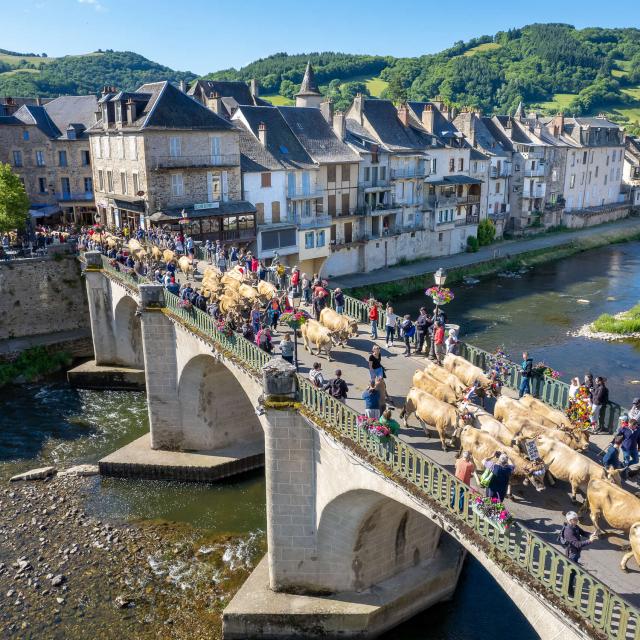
205;24;640;132
0;50;196;97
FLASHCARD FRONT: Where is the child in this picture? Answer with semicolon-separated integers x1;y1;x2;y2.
602;435;624;469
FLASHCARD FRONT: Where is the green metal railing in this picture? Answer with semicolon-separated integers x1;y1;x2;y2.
96;257;640;638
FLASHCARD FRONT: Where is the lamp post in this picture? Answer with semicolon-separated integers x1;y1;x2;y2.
428;267;447;362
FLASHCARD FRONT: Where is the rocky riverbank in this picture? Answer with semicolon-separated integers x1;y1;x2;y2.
0;473;265;639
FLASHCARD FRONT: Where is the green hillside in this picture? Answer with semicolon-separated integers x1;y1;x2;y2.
0;49;196;97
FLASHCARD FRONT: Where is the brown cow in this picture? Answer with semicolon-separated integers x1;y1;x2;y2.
461;403;515;447
300;319;333;361
443;353;492;388
494;396;559;429
319;308;358;346
424;360;467;397
585;478;640;536
412;369;458;405
518;395;573;429
502;415;589;452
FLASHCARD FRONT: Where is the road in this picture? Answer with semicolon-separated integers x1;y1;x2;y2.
331;217;640;289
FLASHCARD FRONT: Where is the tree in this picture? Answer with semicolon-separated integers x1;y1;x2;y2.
0;164;29;233
279;79;296;99
477;219;496;246
386;74;408;103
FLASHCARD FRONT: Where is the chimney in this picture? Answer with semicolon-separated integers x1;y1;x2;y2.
206;91;223;116
397;103;409;127
35;96;42;106
179;80;186;93
250;78;259;100
258;121;267;146
352;93;364;124
4;97;18;115
421;104;435;133
449;106;458;121
126;99;137;124
333;111;346;141
320;98;334;125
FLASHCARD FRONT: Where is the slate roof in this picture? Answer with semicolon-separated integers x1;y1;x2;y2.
234;105;315;171
188;80;269;106
238;128;283;172
43;95;98;139
407;102;461;144
278;106;359;164
625;137;640;165
13;104;61;139
356;99;434;152
482;117;514;154
297;62;320;97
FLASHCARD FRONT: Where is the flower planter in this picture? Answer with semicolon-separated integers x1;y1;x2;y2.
472;503;509;533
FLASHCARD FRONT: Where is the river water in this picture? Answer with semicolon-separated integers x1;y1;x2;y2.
3;241;640;638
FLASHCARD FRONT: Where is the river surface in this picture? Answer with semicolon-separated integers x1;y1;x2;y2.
4;242;640;638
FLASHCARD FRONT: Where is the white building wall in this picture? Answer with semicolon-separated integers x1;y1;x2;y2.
243;170;287;224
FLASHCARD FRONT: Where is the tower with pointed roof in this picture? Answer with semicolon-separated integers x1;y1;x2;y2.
295;62;323;109
514;101;524;120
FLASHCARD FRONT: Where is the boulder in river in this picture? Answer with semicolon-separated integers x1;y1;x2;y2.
57;465;99;477
10;467;56;482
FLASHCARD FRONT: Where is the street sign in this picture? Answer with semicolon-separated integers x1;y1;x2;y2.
194;202;220;210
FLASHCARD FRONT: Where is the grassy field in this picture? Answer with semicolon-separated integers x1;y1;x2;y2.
0;52;56;66
593;303;640;335
535;93;578;111
463;42;502;56
365;76;388;97
261;94;294;106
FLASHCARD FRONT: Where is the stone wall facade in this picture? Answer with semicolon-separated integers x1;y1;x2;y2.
0;256;89;342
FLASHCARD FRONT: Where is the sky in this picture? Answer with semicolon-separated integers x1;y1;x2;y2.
5;0;640;75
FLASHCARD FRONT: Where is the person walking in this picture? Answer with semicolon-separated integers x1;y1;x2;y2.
267;297;281;331
445;328;459;355
361;383;381;419
290;266;301;295
325;369;348;402
312;290;327;320
481;453;514;502
560;511;597;597
257;327;273;353
334;288;345;314
401;315;415;356
385;305;398;347
602;435;624;470
591;376;609;434
369;300;379;339
301;273;311;305
452;450;476;510
433;320;446;364
569;377;580;400
309;362;326;388
368;345;383;382
280;333;294;364
519;351;534;398
415;307;431;356
616;418;640;479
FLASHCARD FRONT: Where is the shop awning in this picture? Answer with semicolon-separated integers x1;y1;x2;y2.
113;197;146;214
150;200;256;222
29;205;61;218
425;175;483;186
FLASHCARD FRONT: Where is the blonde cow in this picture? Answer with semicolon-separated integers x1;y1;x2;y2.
424;360;467;397
494;396;560;430
502;414;590;452
238;283;260;304
412;369;459;405
442;353;492;388
458;425;546;492
178;255;195;277
518;395;572;429
620;522;640;572
461;404;515;447
319;308;358;347
300;319;333;361
151;245;163;262
400;387;461;451
535;435;620;502
163;249;176;264
585;478;640;537
257;280;278;301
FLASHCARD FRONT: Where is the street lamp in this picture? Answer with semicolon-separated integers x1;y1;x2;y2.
428;267;449;362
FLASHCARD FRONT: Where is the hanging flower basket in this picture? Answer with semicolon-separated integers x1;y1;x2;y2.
566;386;592;430
280;310;310;329
471;494;513;532
425;286;455;305
532;361;561;380
357;415;391;443
216;319;234;338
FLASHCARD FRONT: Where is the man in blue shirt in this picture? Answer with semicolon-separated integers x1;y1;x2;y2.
519;351;533;398
602;435;623;469
616;419;640;478
361;383;381;420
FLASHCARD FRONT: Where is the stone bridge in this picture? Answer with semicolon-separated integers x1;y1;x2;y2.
79;251;639;640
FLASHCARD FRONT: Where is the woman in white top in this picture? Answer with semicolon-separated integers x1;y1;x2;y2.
445;328;458;354
568;377;580;400
385;305;398;347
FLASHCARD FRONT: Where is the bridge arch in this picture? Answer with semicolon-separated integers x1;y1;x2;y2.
316;489;444;593
113;294;144;368
176;352;262;451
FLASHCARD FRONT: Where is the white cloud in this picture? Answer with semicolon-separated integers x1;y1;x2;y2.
78;0;106;11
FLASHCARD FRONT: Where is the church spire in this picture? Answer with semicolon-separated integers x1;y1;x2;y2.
514;100;524;120
295;62;322;108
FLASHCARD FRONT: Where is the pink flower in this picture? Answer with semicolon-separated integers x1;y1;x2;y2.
491;498;498;503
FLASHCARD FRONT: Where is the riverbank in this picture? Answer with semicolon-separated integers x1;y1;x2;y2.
336;216;640;299
0;474;264;640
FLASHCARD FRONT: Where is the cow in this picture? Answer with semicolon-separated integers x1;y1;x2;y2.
221;275;242;291
151;245;163;262
163;249;176;264
412;369;459;405
257;280;278;301
535;435;620;502
443;353;492;388
178;255;195;277
300;319;333;361
461;403;515;447
319;308;358;346
238;283;260;304
458;425;546;493
620;522;640;572
518;395;572;429
424;360;467;397
399;387;461;451
502;415;590;452
584;478;640;537
494;396;560;429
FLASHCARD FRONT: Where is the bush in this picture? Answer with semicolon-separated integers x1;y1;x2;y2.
466;235;479;252
592;304;640;335
477;219;496;246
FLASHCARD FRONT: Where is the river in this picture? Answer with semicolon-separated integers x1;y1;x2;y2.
3;241;640;638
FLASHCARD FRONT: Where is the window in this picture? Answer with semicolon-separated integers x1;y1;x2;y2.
316;230;326;247
595;166;599;178
570;174;575;188
571;152;575;167
169;136;181;157
328;194;336;215
255;203;265;224
272;201;280;223
98;170;104;191
132;173;139;195
171;173;184;196
210;136;221;161
12;150;22;167
23;130;29;141
58;150;67;167
341;193;350;215
458;158;464;171
305;232;314;249
301;171;310;195
61;177;70;195
36;150;45;166
84;177;93;193
341;164;351;182
81;150;90;166
261;172;271;188
364;167;370;182
448;158;455;172
94;138;102;159
327;164;336;182
495;182;501;194
604;175;608;185
588;171;592;184
438;232;443;242
380;166;386;180
473;161;478;173
115;137;124;160
120;172;127;195
431;158;437;174
101;137;110;158
606;155;610;167
38;177;46;193
262;228;296;251
128;137;137;160
107;170;114;192
287;172;296;197
583;151;588;164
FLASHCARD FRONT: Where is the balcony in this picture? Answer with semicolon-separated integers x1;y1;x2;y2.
295;214;332;229
457;194;481;205
423;194;458;209
286;189;324;201
150;154;240;170
517;146;544;159
522;183;547;199
490;165;511;178
390;164;427;180
365;202;402;214
56;191;94;202
524;166;545;178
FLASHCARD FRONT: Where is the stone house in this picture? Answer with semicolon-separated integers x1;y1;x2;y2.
623;136;640;208
89;81;255;244
0;95;97;224
188;78;270;119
